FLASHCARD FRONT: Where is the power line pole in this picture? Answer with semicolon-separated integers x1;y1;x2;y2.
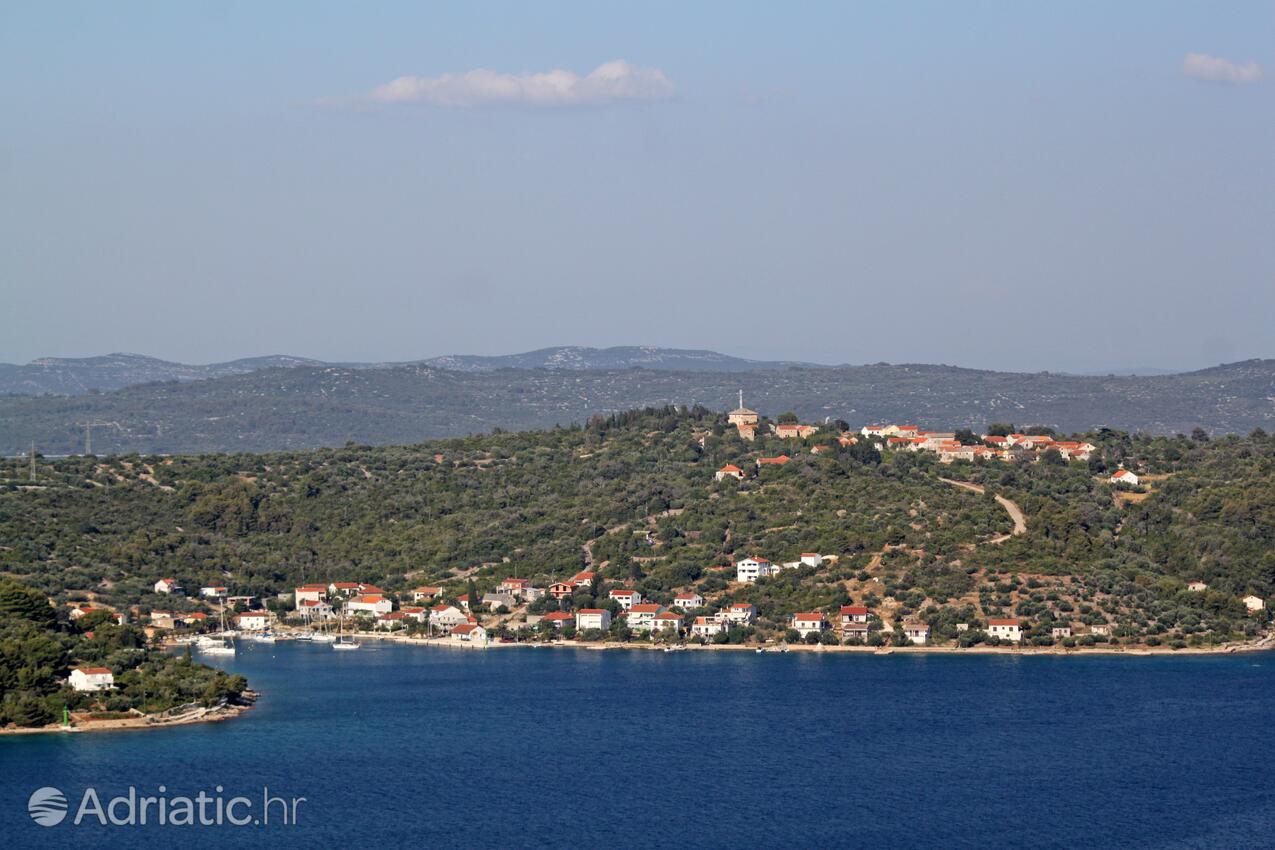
29;440;36;481
85;423;92;456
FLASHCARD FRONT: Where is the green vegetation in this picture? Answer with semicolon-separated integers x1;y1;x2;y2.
1;407;1271;651
0;579;247;728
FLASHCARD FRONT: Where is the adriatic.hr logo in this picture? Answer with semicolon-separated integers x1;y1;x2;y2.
26;785;305;827
28;787;68;826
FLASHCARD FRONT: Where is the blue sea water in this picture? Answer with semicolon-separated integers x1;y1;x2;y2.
2;642;1274;849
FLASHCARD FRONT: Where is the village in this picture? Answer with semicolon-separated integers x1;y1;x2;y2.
52;398;1269;665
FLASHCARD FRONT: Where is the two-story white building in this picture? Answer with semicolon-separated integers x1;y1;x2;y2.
576;609;612;631
902;623;931;645
609;589;642;610
626;604;663;632
726;603;756;625
68;667;115;692
673;592;704;610
294;584;328;609
651;611;683;634
736;557;774;584
429;604;469;633
791;612;827;638
233;612;271;631
691;616;726;638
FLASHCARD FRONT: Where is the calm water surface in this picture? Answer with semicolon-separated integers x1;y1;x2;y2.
2;642;1273;849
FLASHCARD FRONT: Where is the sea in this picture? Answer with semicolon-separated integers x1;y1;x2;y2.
2;641;1274;849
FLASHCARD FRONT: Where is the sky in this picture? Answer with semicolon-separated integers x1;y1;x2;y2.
1;1;1272;373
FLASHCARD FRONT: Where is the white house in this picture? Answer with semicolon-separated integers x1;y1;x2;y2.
1244;595;1266;612
673;592;704;610
328;582;362;596
294;584;327;609
577;609;612;631
153;578;180;595
791;612;827;638
715;464;746;482
541;611;574;630
840;605;869;627
429;605;469;633
298;598;333;621
799;553;823;568
726;603;756;624
692;616;726;638
651;611;683;634
902;623;930;645
736;557;774;584
1052;625;1072;638
1110;469;1140;486
200;586;228;598
609;589;642;610
68;667;114;692
410;586;443;602
626;604;663;632
1090;623;1111;636
345;594;393;617
1187;581;1208;592
452;623;488;643
987;618;1021;641
233;612;271;631
375;611;408;630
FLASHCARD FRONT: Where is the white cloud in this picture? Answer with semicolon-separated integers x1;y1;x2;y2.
1182;53;1263;85
362;60;675;108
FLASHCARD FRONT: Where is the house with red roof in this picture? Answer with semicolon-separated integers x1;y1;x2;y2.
715;464;745;482
346;594;392;617
987;618;1021;641
548;582;576;600
673;592;704;610
153;578;180;595
626;603;664;632
452;622;488;643
1110;469;1140;486
429;604;468;633
692;615;725;638
840;605;869;629
726;603;756;624
609;589;642;610
756;454;791;467
541;611;575;629
791;612;827;638
570;571;597;588
775;424;818;439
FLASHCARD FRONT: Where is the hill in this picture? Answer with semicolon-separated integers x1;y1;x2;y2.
1;407;1270;650
0;346;816;396
2;359;1274;455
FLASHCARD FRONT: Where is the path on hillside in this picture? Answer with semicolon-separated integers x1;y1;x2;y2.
939;478;1026;543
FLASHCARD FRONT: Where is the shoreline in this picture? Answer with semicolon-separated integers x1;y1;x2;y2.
0;691;258;737
331;631;1275;657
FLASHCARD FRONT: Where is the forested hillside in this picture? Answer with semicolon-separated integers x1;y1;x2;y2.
3;359;1274;455
1;407;1271;650
0;580;248;728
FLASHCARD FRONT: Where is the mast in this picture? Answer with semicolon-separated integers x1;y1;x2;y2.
738;389;743;410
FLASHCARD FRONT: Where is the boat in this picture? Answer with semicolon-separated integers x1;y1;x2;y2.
196;608;236;656
755;648;764;653
331;614;360;650
248;632;277;644
311;632;336;644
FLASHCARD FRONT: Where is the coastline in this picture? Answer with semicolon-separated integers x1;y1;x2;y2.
0;691;258;737
341;631;1275;657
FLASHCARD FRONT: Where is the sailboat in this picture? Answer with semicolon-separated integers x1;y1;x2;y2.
311;613;335;643
198;607;236;656
332;612;360;650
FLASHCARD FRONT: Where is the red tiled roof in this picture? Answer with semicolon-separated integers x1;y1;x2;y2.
74;666;112;675
840;606;868;615
629;604;663;614
988;618;1019;626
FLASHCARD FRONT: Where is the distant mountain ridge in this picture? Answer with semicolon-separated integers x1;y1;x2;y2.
0;347;819;396
2;358;1273;456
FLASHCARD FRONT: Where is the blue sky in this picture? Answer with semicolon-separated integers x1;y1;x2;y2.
2;1;1271;371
